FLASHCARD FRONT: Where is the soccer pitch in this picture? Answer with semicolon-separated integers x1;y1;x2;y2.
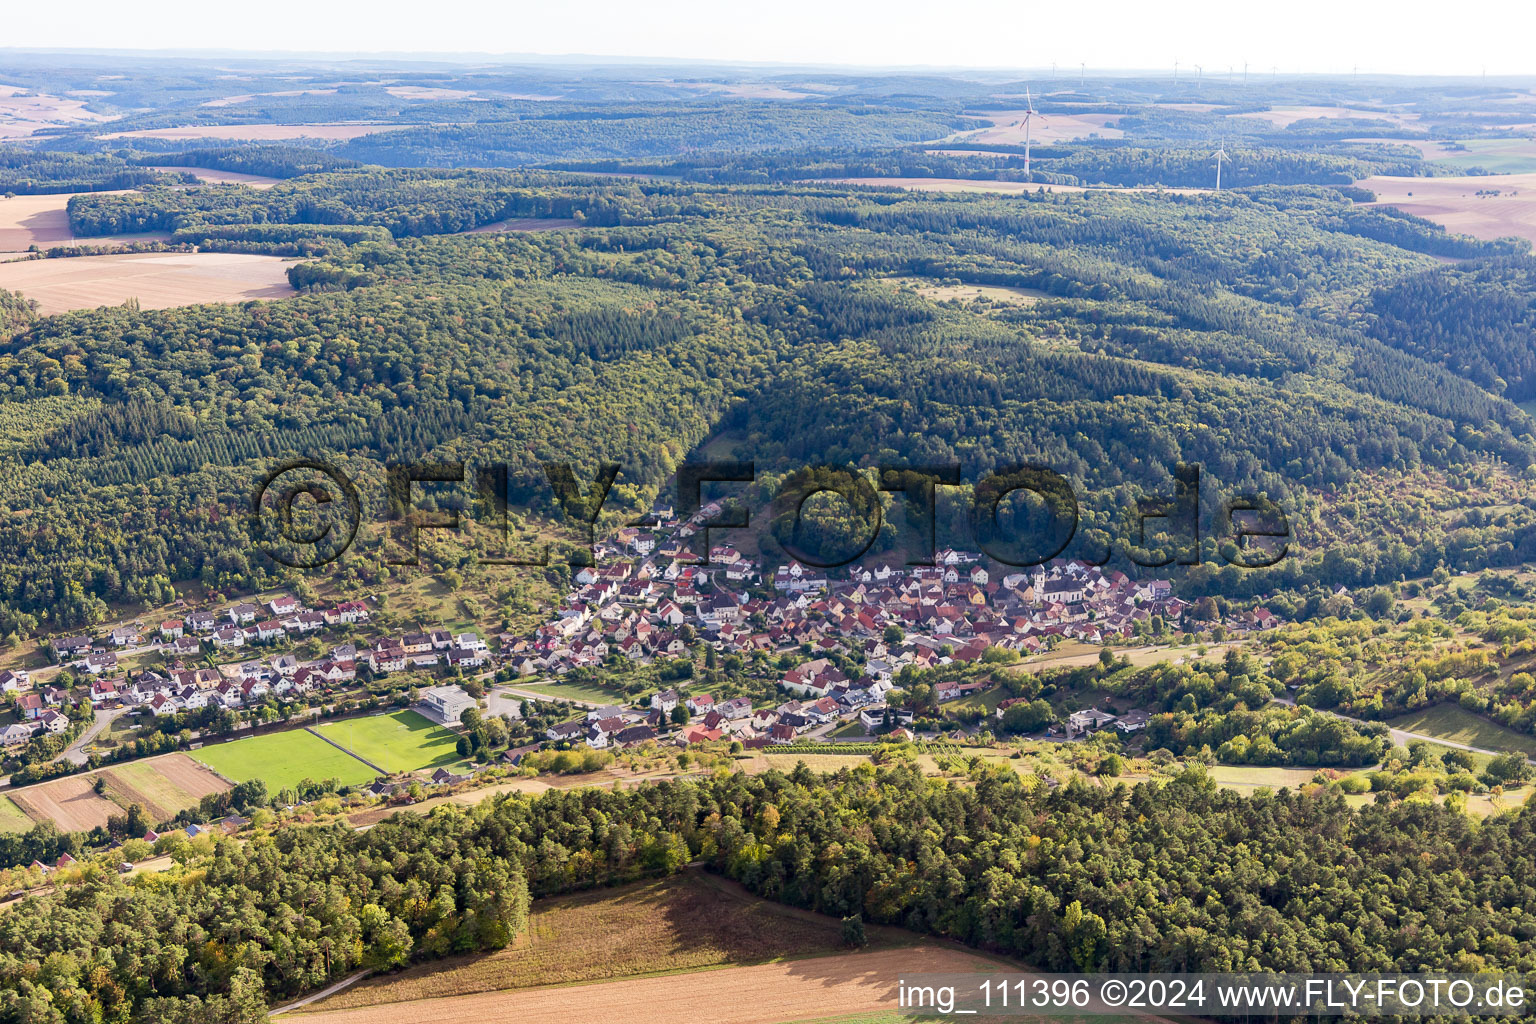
191;729;378;792
315;710;463;774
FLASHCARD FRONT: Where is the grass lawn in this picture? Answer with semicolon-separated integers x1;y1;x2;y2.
941;685;1007;714
0;795;34;833
303;871;914;1012
1433;138;1536;174
511;679;629;704
1205;765;1326;789
191;729;377;791
761;752;876;773
315;710;462;774
1386;704;1536;758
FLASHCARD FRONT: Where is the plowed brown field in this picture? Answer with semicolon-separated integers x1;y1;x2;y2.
9;775;119;832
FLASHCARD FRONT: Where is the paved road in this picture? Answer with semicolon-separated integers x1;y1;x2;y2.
54;707;126;766
484;687;526;719
1275;697;1536;764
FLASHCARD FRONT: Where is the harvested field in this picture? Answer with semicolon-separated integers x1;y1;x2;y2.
1357;172;1536;246
0;84;114;139
887;277;1047;305
385;86;478;101
9;775;120;832
464;217;579;233
300;871;939;1015
944;110;1122;144
0;252;295;315
99;754;231;821
99;123;407;142
1236;105;1421;129
670;82;823;101
291;945;1001;1024
1348;137;1536;174
347;777;554;827
0;192;166;252
203;88;340;108
148;165;281;187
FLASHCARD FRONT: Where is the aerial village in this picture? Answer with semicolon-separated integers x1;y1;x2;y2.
4;498;1285;760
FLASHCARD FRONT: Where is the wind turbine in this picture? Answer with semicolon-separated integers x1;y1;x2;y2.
1243;60;1249;84
1080;62;1086;86
1019;87;1045;176
1213;137;1229;191
1194;63;1203;81
1174;60;1180;83
1228;64;1234;83
1051;61;1057;80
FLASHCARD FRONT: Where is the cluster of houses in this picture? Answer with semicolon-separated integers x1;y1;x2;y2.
508;499;1215;681
493;499;1274;742
4;594;494;747
4;498;1286;759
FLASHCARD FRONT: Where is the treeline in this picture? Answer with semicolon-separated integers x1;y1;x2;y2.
65;169;669;239
0;814;532;1022
1339;204;1530;259
133;145;360;179
1363;255;1536;399
0;148;178;195
12;761;1536;1022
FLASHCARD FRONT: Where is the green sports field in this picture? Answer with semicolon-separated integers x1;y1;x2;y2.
190;729;378;791
315;710;462;774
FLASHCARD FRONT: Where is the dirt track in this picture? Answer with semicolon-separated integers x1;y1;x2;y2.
289;946;1001;1024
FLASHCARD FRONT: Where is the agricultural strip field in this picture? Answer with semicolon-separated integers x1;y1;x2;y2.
0;252;295;314
0;796;32;834
98;754;231;821
314;711;462;774
8;775;120;832
191;729;378;792
291;946;1004;1024
300;871;926;1013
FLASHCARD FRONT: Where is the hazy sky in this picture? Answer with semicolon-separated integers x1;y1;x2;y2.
6;0;1533;77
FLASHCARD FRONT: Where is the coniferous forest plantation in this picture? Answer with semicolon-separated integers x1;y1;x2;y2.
1;41;1536;1024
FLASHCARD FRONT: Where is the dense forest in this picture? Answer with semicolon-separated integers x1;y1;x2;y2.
0;170;1525;628
9;762;1536;1021
0;149;181;195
